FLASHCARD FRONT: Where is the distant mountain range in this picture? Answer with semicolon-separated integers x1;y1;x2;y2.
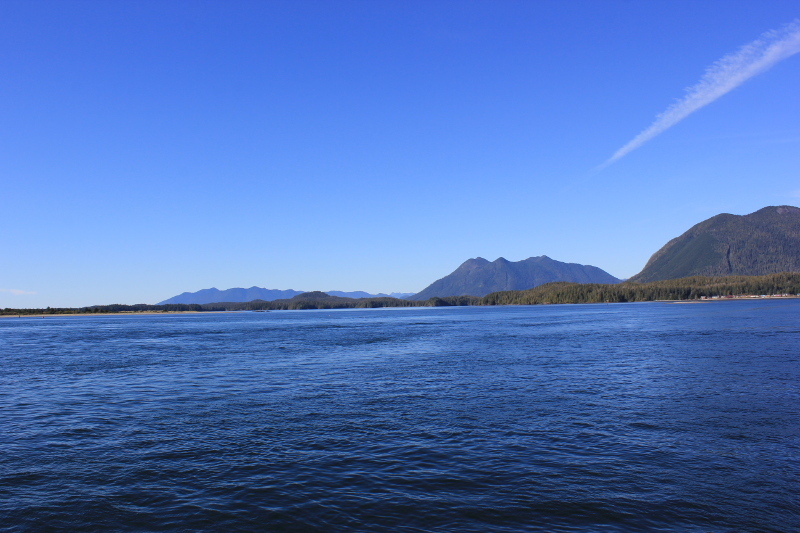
158;287;414;305
409;256;620;300
158;205;799;305
631;205;800;282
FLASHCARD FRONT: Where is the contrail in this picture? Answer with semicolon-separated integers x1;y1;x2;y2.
0;288;36;295
602;19;800;168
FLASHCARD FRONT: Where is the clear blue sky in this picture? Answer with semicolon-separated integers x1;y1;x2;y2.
2;0;799;307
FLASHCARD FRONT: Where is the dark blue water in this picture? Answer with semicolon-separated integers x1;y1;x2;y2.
1;301;799;532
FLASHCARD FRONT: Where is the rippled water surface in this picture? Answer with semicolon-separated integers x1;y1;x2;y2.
2;301;799;532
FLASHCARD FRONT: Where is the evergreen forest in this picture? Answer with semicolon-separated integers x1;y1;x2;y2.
3;273;799;315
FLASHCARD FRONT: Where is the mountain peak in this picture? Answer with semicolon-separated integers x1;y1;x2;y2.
410;256;619;299
293;291;332;300
458;257;490;270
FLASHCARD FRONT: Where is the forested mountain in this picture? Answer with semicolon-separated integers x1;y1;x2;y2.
631;205;800;282
410;256;620;299
158;287;411;305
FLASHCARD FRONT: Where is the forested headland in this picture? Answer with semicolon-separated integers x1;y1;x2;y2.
3;273;799;316
481;272;800;305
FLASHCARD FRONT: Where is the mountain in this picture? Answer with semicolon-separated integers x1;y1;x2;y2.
388;292;416;299
158;287;304;305
326;291;415;299
157;287;414;305
409;256;620;300
324;291;375;299
631;205;800;283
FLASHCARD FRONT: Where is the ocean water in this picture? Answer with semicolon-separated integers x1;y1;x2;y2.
1;300;798;532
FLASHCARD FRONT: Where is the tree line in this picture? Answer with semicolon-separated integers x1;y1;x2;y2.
481;272;800;305
3;273;799;315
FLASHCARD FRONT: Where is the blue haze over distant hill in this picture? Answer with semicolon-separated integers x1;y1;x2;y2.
158;287;414;305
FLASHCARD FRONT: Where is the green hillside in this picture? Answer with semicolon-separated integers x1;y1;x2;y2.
631;206;800;282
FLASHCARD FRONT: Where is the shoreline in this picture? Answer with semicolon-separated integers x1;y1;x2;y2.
2;294;798;317
0;310;242;318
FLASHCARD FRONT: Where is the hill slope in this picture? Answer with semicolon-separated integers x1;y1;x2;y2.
410;256;620;299
631;205;800;282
